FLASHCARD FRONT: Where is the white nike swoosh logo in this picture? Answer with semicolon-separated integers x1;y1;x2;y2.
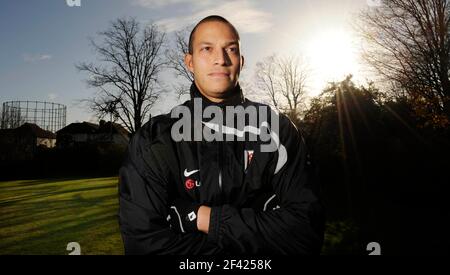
184;169;199;177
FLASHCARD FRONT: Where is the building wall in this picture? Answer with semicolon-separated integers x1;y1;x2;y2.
72;133;92;142
37;137;56;148
95;133;129;146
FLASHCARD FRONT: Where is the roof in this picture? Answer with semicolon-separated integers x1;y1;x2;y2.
56;121;129;138
14;123;56;139
97;121;130;137
0;128;15;138
57;122;99;135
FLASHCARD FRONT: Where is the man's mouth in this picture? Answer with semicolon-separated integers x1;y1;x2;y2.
208;72;230;78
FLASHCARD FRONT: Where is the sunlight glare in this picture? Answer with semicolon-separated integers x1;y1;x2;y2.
304;29;361;95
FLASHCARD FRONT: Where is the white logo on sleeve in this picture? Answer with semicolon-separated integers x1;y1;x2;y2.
188;211;197;221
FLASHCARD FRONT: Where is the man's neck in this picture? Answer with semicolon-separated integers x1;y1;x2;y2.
190;82;244;108
201;92;225;103
195;85;238;103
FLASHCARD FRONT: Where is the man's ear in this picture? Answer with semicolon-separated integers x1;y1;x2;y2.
184;53;194;74
241;55;245;70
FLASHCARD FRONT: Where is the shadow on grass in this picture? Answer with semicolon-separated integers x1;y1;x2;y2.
0;193;119;229
0;184;117;206
0;177;123;255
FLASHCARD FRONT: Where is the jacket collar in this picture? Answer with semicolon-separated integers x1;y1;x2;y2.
189;82;245;108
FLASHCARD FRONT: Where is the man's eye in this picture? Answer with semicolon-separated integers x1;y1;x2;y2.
227;47;237;53
201;47;211;52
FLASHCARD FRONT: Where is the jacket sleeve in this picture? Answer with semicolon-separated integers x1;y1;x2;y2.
118;122;221;255
207;115;324;254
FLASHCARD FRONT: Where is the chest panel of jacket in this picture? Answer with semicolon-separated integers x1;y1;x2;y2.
173;136;276;208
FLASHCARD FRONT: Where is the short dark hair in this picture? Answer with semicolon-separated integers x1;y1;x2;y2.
188;15;240;54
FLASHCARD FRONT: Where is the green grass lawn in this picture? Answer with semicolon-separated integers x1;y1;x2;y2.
0;176;360;255
0;177;124;255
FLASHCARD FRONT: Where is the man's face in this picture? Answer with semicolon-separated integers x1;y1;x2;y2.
185;21;244;102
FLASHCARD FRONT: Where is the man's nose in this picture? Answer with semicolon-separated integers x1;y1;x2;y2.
213;48;229;65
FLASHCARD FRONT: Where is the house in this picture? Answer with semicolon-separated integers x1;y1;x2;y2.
95;120;130;146
0;123;56;161
56;120;130;148
56;121;99;148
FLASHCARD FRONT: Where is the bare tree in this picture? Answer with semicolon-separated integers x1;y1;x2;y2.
166;27;194;99
356;0;450;127
1;106;26;129
77;17;167;134
255;54;310;124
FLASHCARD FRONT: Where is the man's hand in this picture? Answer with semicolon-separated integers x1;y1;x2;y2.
168;198;211;234
197;206;211;234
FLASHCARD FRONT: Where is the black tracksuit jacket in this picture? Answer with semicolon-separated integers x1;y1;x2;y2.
118;83;324;255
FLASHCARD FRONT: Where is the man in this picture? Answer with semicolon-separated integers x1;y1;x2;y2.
118;15;324;255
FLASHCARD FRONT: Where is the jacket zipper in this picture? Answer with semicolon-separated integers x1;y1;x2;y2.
218;107;224;202
218;134;224;192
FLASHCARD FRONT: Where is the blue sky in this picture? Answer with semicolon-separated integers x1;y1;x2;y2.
0;0;374;125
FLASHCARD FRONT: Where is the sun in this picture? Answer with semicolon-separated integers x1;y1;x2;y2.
303;28;361;95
